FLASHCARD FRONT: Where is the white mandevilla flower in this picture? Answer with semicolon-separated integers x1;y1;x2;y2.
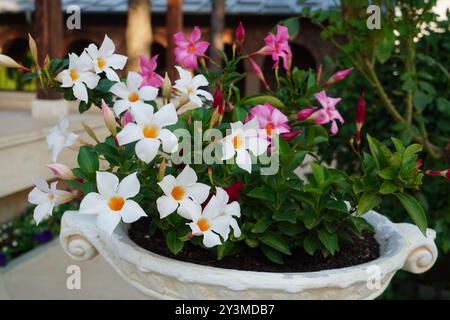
110;71;158;116
156;165;210;219
173;66;213;108
46;114;79;163
28;177;75;225
179;193;237;248
79;172;147;234
86;34;127;82
214;187;242;238
221;117;270;173
117;103;178;164
56;52;100;102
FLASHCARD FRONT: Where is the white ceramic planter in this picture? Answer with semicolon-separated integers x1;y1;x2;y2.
60;211;438;300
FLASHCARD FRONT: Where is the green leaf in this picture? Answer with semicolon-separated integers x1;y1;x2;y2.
240;95;285;109
260;245;284;264
281;17;300;38
318;229;339;255
357;192;381;216
303;235;320;255
394;193;427;235
259;232;291;255
378;167;398;180
311;162;325;184
232;106;247;122
251;216;272;233
286;151;307;172
379;181;398;194
391;137;405;154
247;186;276;203
376;30;395;64
77;146;99;177
403;144;422;164
366;134;391;168
413;90;432;111
165;231;184;255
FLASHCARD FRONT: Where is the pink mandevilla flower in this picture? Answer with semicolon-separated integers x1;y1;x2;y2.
297;91;344;136
259;25;292;70
174;26;209;70
249;103;291;140
139;55;163;88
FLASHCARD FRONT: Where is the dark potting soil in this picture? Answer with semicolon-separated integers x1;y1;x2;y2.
129;218;380;273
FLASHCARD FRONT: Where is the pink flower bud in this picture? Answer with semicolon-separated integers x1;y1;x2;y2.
249;58;269;90
235;22;245;43
121;110;134;128
102;100;117;136
47;164;76;181
296;107;318;122
324;67;353;86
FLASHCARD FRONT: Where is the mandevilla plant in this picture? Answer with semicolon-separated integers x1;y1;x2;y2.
2;23;445;265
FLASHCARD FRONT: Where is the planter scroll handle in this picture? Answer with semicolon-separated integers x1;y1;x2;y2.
60;211;99;262
395;223;438;274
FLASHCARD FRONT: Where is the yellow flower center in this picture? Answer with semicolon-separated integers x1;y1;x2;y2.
266;123;273;136
233;135;243;149
48;193;55;201
171;186;185;201
197;218;210;232
108;196;125;211
143;125;159;139
70;69;79;81
188;44;196;54
128;92;140;102
187;87;194;94
97;57;106;69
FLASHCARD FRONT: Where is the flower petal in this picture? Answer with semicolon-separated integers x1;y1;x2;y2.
202;230;222;248
120;199;147;223
224;201;241;218
117;172;140;199
178;198;202;221
127;71;143;92
99;34;116;57
104;67;120;82
107;54;128;70
73;81;88;102
186;183;211;204
135;138;161;164
221;141;236;160
156;195;179;219
236;148;252;173
153;103;178;127
211;215;231;240
110;82;130;100
131;104;154;127
247;136;269;156
34;202;54;225
138;86;159;101
158;128;179;153
117;123;144;146
79;192;106;214
96;171;119;198
158;175;177;196
97;211;121;235
113;99;131;116
176;165;197;186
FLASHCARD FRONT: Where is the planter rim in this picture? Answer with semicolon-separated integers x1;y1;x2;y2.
60;210;437;295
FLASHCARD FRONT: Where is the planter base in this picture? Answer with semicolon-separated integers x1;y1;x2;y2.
60;211;437;300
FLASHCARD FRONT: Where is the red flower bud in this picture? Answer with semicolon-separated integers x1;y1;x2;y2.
224;182;244;203
213;85;225;116
425;169;450;180
355;91;366;145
